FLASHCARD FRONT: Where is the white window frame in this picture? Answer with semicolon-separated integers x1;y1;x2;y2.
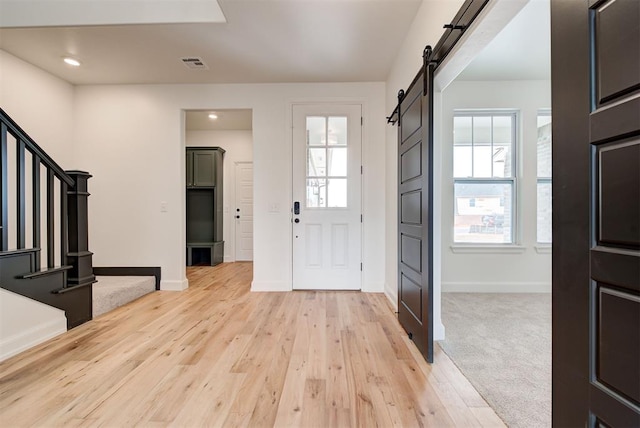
452;110;519;246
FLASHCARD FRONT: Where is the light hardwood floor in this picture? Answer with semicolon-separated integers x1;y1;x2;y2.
0;263;505;427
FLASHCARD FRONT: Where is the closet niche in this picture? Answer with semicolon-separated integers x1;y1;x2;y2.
186;147;225;266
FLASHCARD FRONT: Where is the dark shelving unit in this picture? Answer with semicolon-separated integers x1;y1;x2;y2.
186;147;225;266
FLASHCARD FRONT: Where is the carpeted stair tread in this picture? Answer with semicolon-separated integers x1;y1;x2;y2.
93;276;156;317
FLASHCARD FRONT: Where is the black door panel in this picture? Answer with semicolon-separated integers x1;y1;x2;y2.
552;0;640;425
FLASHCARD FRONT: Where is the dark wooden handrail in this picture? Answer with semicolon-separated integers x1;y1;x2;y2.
0;108;74;186
0;108;94;293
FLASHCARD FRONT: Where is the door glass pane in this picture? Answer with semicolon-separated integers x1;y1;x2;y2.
327;147;347;176
308;148;326;176
307;179;326;208
305;115;349;208
327;179;347;208
307;116;326;146
328;117;347;146
454;182;513;243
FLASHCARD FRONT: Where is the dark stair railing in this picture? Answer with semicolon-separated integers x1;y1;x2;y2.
0;107;94;328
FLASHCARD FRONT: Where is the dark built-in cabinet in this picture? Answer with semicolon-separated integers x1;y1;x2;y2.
186;147;225;266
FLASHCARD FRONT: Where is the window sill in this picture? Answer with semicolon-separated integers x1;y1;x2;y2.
450;244;526;254
535;245;552;254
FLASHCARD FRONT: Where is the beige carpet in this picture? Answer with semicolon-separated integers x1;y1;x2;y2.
93;276;156;317
439;293;551;428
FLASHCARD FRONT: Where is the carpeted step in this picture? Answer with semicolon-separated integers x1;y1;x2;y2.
92;276;156;317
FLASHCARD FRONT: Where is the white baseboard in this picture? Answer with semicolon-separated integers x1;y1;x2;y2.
434;319;446;341
362;281;385;293
443;281;551;293
251;281;291;292
0;318;66;362
384;283;398;311
161;278;189;291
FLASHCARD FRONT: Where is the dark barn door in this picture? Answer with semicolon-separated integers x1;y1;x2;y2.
392;0;488;365
397;61;435;362
552;0;640;426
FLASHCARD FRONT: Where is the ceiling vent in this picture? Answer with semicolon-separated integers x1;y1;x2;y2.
181;57;209;70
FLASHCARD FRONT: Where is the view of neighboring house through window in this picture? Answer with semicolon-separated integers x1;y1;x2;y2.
453;112;517;244
537;110;552;244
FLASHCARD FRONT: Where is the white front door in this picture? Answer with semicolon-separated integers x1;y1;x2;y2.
292;104;362;290
235;162;253;261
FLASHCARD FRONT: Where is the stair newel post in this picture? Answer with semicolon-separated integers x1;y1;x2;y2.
65;170;95;289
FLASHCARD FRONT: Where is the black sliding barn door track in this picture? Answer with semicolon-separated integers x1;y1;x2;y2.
386;0;489;124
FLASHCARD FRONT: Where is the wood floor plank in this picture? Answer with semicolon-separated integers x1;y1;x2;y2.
0;262;503;427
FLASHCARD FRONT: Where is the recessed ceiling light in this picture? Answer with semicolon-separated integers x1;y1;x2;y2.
208;113;218;120
63;57;81;67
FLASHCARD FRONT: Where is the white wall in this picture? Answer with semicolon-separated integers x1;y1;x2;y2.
73;83;387;292
384;0;465;339
0;288;67;362
0;50;76;167
186;129;253;262
0;50;75;356
440;80;552;292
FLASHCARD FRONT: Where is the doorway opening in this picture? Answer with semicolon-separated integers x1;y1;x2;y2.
184;109;254;272
435;1;552;426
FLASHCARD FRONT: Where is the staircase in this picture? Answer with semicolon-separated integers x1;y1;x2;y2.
0;107;95;330
93;276;156;318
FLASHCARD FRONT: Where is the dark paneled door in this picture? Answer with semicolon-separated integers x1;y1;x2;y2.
552;0;640;426
398;62;434;363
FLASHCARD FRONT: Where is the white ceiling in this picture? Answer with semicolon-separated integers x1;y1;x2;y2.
0;0;550;86
456;0;550;81
186;109;252;131
0;0;423;85
0;0;227;27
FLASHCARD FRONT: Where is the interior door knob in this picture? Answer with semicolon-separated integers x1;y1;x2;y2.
294;218;300;223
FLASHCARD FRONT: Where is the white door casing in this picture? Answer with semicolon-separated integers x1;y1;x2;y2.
292;104;362;290
235;162;253;261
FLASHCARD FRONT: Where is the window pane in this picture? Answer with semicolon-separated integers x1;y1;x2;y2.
454;146;473;177
454;182;513;243
306;116;326;146
454;116;472;144
328;117;347;146
308;148;326;177
328;147;347;176
537;181;552;243
307;179;326;208
492;116;513;144
327;179;347;208
492;142;511;177
537;119;552;177
473;145;492;177
473;116;492;144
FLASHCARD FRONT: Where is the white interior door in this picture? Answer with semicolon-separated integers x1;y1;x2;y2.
235;162;253;261
292;104;362;290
